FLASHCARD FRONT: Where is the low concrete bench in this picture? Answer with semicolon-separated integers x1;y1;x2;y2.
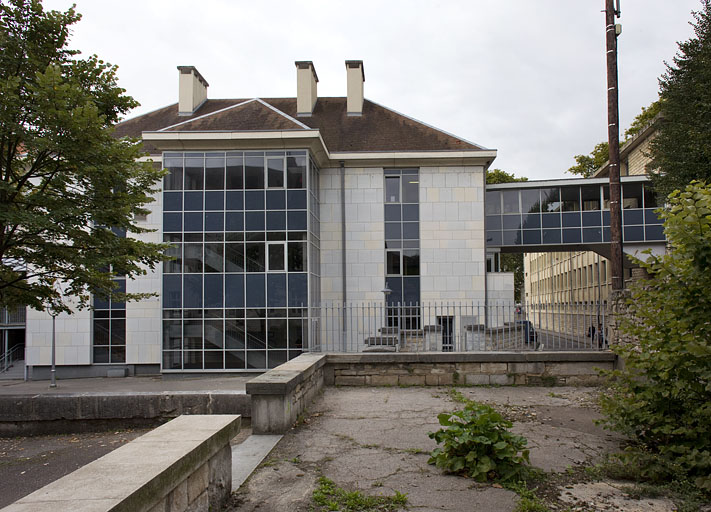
2;414;240;512
246;353;326;434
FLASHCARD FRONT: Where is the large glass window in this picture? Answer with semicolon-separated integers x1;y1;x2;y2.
384;169;419;326
162;151;312;371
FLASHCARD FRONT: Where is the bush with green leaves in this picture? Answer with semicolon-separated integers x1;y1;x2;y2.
600;181;711;491
428;400;530;482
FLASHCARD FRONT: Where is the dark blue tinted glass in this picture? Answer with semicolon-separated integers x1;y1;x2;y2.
583;228;602;243
562;229;582;243
205;212;224;232
266;211;286;230
204;274;223;308
245;212;265;231
582;211;602;226
403;277;420;304
502;215;521;230
402;204;419;221
288;274;308;307
183;274;202;308
245;191;265;210
603;210;610;225
603;227;611;242
486;231;502;245
541;213;561;228
645;225;665;240
287;211;307;231
502;230;521;245
226;191;243;210
645;209;663;225
287;190;307;210
384;204;401;221
385;277;402;305
225;274;244;308
624;226;644;241
542;229;561;244
205;191;224;210
267;274;287;307
164;192;182;211
522;214;540;229
623;209;644;225
266;190;286;209
523;230;541;244
184;212;203;231
225;212;244;232
562;212;581;227
486;215;501;230
402;222;419;240
246;274;266;307
163;213;182;232
184;191;203;211
384;223;401;240
485;191;501;215
163;275;183;308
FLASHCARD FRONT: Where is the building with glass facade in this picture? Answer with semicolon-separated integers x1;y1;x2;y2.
23;61;514;377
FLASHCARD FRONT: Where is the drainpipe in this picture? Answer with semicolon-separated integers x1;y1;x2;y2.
340;161;347;347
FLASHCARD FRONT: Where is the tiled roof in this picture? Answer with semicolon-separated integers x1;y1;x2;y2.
114;97;487;154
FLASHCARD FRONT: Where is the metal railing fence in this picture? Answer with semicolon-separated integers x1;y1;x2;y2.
308;301;608;353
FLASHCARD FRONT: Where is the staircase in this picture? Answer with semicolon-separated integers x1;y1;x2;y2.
0;359;25;380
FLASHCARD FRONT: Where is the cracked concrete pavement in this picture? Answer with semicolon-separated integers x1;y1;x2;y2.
229;386;625;511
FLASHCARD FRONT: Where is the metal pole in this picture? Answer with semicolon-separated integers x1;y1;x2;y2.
605;0;624;290
50;314;57;388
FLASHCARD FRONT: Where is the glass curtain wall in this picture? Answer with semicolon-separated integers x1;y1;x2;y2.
93;228;127;364
384;169;420;328
161;150;317;371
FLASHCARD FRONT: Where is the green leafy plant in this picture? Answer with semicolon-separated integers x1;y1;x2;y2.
428;400;530;482
312;476;407;512
599;181;711;491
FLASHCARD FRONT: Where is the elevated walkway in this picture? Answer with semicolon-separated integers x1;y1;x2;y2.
485;175;666;262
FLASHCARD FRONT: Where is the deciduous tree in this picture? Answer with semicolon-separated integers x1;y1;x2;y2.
0;0;166;313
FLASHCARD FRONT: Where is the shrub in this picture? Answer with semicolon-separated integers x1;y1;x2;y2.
428;400;530;482
599;181;711;491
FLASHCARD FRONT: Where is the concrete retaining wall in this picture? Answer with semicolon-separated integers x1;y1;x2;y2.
0;392;249;436
323;352;615;387
1;414;240;512
246;353;326;434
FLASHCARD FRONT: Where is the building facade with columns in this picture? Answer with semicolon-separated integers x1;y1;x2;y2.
23;61;513;377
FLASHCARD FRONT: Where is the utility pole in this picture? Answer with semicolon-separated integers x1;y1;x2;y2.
605;0;624;290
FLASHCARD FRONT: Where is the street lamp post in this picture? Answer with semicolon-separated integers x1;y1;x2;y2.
50;312;57;388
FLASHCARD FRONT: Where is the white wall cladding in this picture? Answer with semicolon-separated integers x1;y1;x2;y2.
126;188;162;365
26;302;91;366
420;166;488;301
25;189;163;368
320;166;384;303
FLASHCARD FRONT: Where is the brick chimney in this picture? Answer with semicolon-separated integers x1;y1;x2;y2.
345;60;365;116
177;66;209;115
295;61;318;116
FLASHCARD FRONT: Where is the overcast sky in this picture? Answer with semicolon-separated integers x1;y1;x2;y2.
44;0;702;180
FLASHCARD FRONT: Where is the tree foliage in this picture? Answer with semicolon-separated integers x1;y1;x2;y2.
649;1;711;199
600;181;711;490
567;100;661;178
0;0;167;313
567;142;609;178
486;169;526;301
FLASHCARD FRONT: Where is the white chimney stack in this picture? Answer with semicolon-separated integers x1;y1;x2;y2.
295;61;318;116
177;66;209;115
345;60;365;116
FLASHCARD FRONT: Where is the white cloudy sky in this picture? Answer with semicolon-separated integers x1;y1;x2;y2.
44;0;701;180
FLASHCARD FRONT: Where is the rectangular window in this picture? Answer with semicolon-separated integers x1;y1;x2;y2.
267;242;285;271
267;158;284;188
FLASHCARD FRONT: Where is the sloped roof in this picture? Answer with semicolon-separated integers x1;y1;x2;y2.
115;97;488;155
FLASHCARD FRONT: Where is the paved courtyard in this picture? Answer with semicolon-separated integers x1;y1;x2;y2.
230;386;685;512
